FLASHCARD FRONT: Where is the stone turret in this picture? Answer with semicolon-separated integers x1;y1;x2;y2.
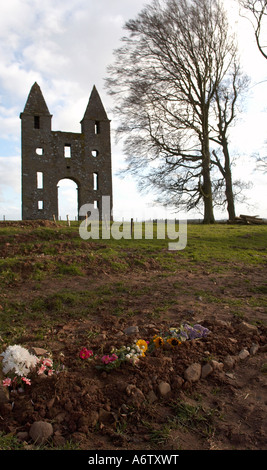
20;82;52;133
81;85;108;123
22;82;51;116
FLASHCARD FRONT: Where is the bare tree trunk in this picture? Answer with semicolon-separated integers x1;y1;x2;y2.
209;60;249;220
202;165;215;223
223;142;236;221
202;122;215;223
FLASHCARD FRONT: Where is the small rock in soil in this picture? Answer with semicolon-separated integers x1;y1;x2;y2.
124;326;139;335
201;363;213;379
211;360;224;371
29;347;49;356
158;381;171;396
238;348;250;360
184;363;202;382
29;421;53;445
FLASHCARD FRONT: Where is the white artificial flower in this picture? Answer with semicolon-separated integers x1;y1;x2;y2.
1;345;39;377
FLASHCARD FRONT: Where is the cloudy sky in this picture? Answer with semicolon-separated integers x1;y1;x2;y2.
0;0;266;221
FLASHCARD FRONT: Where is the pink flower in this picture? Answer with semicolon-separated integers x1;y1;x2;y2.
101;355;111;364
2;378;12;387
42;358;53;367
47;369;54;377
37;364;46;375
79;348;93;359
101;354;118;364
110;354;118;362
22;377;31;386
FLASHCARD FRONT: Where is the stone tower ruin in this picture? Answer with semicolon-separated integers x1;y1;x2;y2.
20;82;113;220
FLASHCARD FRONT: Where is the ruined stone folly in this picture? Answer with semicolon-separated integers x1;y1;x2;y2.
20;82;113;220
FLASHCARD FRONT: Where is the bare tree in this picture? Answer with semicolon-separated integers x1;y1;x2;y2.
238;1;267;176
210;61;250;220
106;0;241;223
238;0;267;59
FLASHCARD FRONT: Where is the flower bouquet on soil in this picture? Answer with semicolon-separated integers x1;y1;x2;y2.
151;323;210;351
1;344;56;392
79;339;149;371
1;344;39;391
78;323;210;372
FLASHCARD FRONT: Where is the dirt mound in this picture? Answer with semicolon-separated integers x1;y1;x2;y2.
0;220;57;228
1;317;266;450
0;223;266;451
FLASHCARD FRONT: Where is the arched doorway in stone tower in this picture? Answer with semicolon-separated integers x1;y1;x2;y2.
57;178;79;221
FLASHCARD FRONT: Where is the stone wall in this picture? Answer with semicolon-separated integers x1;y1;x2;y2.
20;83;113;220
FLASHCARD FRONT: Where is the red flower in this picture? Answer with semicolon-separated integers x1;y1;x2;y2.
79;348;93;359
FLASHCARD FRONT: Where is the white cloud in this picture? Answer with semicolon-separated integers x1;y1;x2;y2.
0;156;21;219
0;156;20;193
0;0;266;221
0;104;20;140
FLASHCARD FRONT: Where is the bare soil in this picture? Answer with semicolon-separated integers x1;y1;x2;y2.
0;222;266;452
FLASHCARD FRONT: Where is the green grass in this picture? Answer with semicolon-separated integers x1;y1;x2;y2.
179;224;267;268
0;432;25;450
142;398;219;448
1;222;266;273
0;431;80;450
169;400;218;437
0;222;266;342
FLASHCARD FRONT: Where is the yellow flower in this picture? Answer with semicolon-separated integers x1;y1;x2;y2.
153;336;164;348
136;339;148;357
167;337;181;347
136;339;148;352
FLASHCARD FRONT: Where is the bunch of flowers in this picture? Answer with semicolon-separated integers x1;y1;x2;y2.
1;344;39;389
152;323;210;349
153;333;181;349
1;345;58;390
78;323;210;372
2;376;31;389
182;323;210;340
1;344;39;377
101;353;118;365
37;357;54;377
79;339;149;371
